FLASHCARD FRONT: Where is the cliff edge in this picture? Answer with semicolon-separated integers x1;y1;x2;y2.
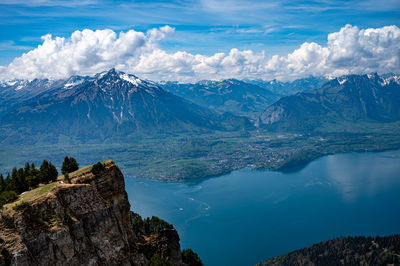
0;161;182;266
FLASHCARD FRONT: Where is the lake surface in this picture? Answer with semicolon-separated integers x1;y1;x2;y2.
125;150;400;266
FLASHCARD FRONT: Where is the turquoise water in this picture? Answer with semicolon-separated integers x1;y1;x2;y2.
125;150;400;265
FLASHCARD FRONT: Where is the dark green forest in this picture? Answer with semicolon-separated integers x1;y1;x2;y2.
258;235;400;266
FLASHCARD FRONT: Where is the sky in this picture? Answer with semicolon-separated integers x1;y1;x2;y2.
0;0;399;81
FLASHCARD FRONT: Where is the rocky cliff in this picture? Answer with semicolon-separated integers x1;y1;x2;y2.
0;161;182;265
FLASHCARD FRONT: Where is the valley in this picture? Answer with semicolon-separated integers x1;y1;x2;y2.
1;71;400;181
1;127;399;181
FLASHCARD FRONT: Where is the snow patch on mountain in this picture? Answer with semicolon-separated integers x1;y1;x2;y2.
380;75;400;86
120;74;141;86
6;81;17;86
64;79;84;88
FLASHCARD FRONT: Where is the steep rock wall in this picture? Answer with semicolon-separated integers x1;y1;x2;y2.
0;161;182;266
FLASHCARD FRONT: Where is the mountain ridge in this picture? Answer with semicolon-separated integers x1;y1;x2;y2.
0;69;251;144
257;73;400;132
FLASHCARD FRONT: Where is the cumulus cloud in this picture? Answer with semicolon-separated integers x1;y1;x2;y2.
0;26;174;80
0;24;399;82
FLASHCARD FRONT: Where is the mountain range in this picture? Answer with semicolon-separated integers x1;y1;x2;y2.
160;79;279;119
0;69;251;144
257;73;400;132
246;76;328;95
0;78;64;115
1;70;400;145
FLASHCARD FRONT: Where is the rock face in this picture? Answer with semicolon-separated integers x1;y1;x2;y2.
0;161;182;265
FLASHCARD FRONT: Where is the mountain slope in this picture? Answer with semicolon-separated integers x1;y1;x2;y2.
257;73;400;132
160;79;279;119
0;69;250;144
258;235;400;266
0;79;67;116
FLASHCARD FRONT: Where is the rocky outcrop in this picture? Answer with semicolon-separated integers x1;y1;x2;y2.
256;104;286;126
0;161;183;266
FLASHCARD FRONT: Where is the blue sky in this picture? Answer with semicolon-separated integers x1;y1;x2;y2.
0;0;399;81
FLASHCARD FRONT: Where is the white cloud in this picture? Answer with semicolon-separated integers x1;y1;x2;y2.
0;24;399;82
1;26;174;80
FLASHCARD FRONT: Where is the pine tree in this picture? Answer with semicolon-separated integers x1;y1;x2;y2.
40;160;50;183
61;156;70;175
0;174;4;192
26;163;40;189
7;167;18;192
30;163;39;177
5;173;10;187
70;157;78;172
10;168;28;194
61;156;79;175
48;162;58;182
24;162;30;176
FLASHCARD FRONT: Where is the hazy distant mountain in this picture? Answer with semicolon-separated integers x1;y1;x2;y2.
0;78;64;115
160;79;279;119
246;76;328;95
257;73;400;132
0;69;251;144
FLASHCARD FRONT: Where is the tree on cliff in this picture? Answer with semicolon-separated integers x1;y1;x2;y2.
91;162;105;175
40;160;58;183
182;249;203;266
61;156;79;175
25;163;40;188
0;174;4;192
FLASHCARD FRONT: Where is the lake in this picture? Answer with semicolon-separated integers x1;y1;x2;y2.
125;150;400;265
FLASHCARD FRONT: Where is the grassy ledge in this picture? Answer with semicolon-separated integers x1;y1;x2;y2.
1;160;112;214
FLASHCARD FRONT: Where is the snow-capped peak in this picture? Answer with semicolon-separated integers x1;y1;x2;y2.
95;68;119;80
94;69;143;86
120;73;142;86
367;73;378;80
380;74;400;86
